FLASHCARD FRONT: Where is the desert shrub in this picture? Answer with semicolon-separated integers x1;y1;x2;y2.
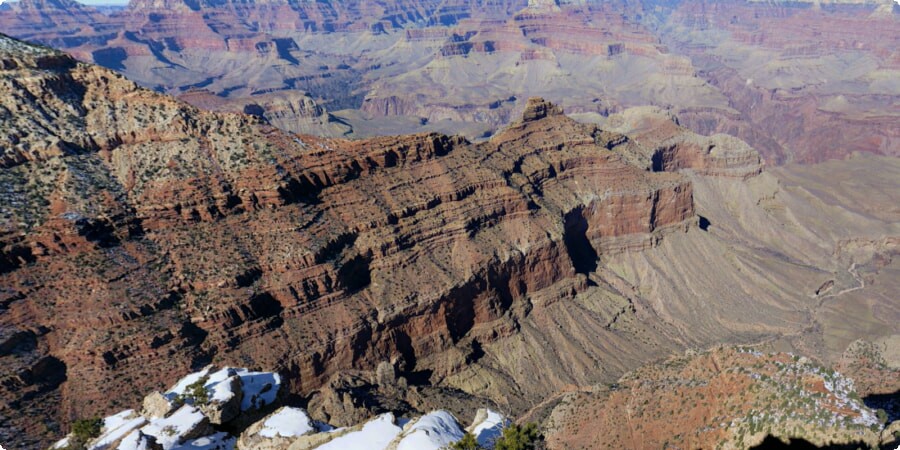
176;375;210;406
494;423;542;450
448;432;482;450
61;417;104;449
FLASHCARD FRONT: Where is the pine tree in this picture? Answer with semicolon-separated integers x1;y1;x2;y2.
494;423;542;450
449;432;482;450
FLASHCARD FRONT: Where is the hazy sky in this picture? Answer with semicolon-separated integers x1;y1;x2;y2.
77;0;130;4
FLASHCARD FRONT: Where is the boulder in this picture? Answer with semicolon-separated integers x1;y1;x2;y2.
141;391;176;419
199;374;242;425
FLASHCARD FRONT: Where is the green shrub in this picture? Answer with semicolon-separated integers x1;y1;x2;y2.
69;417;103;447
448;432;482;450
176;375;210;406
494;423;542;450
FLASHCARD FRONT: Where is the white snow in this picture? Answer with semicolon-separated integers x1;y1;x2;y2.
165;367;280;411
116;431;154;450
166;368;213;399
396;410;465;450
169;432;235;450
51;437;70;449
89;410;147;450
258;407;316;438
141;405;206;449
317;413;402;450
469;410;508;449
204;368;239;403
166;367;237;405
104;410;139;432
234;369;280;411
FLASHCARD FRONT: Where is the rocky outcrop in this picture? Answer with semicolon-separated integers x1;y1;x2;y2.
599;106;763;178
51;351;897;450
179;90;352;137
521;96;563;122
545;347;888;450
51;365;507;450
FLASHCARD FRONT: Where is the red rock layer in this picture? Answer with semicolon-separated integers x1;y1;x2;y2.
0;40;698;448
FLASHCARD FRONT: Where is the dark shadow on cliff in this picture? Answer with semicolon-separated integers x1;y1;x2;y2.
563;207;598;274
337;254;372;294
864;389;900;422
699;215;711;231
749;435;875;450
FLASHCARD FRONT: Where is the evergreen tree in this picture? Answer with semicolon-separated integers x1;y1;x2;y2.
449;432;482;450
494;423;542;450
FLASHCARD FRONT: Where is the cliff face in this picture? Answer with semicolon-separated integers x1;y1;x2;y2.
3;33;899;450
658;0;900;164
0;36;700;447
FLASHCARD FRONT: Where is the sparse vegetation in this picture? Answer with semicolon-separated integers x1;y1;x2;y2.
176;375;210;406
494;423;542;450
448;432;482;450
58;417;103;449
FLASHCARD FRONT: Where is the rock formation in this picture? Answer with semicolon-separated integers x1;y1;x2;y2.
49;350;898;450
1;33;898;450
1;0;896;162
543;346;892;449
50;364;508;450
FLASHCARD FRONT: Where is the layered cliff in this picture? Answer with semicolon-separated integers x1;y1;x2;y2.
0;35;700;448
656;0;900;163
3;33;898;450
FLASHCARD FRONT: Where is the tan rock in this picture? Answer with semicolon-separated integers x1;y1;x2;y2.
199;375;242;425
142;392;176;420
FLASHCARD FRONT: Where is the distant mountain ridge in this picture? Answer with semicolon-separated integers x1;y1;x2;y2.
1;0;896;162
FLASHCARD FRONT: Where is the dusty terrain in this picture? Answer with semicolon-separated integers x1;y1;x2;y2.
543;346;898;449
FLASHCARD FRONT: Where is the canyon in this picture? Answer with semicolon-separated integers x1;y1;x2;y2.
0;33;898;449
0;0;898;449
1;0;896;163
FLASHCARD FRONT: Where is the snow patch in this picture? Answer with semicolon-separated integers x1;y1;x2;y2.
164;367;280;411
166;368;213;399
317;413;402;450
234;369;280;411
258;407;316;438
469;410;508;449
141;405;206;449
169;432;235;450
90;410;147;450
116;431;155;450
397;410;465;450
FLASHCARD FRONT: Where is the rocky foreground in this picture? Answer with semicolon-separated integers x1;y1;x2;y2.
48;344;900;450
1;32;898;449
49;365;508;450
545;345;899;450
